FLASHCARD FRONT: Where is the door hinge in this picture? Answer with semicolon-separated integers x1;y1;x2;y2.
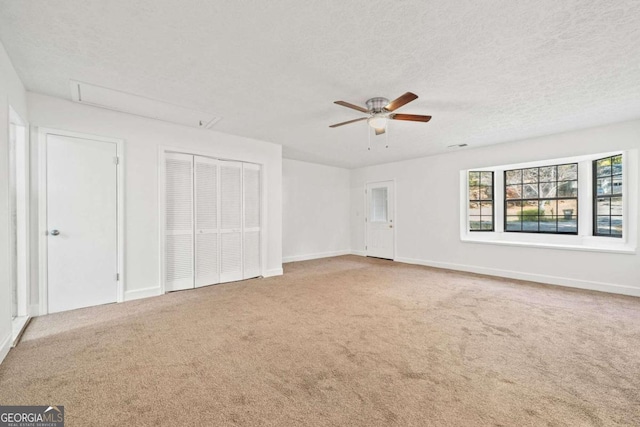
113;156;119;165
365;245;368;250
116;273;120;281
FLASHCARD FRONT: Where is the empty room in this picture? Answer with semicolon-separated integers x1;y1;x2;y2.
0;1;639;426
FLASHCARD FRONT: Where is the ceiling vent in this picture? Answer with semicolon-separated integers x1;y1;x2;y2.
69;80;221;129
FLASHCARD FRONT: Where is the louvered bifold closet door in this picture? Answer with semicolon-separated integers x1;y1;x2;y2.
195;156;220;287
165;153;194;291
243;164;261;279
219;160;243;283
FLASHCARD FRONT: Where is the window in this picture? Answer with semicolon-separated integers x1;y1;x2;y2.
504;163;578;234
594;154;623;237
371;187;388;222
468;171;494;231
461;151;635;254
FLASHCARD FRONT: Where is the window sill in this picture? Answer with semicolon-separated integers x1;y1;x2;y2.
461;233;636;254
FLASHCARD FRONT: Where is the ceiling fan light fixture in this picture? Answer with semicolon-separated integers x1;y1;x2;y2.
368;115;387;130
330;92;431;134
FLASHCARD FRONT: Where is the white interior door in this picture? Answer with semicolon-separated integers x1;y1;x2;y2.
243;163;261;279
165;153;194;291
46;134;118;313
366;181;394;260
195;156;220;287
219;160;243;283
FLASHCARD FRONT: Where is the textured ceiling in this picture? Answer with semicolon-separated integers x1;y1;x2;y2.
1;0;640;168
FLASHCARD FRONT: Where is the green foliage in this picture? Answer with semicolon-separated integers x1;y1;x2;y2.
518;208;542;221
517;208;559;222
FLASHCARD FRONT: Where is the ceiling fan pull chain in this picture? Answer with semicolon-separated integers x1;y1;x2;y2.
367;125;371;151
385;123;389;149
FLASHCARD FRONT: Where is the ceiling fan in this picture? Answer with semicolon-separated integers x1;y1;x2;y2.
330;92;431;135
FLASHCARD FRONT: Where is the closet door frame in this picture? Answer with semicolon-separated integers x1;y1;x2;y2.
243;163;262;279
158;147;265;294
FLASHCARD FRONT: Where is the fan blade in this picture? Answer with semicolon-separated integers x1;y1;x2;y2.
389;113;432;122
334;100;369;113
385;92;418;111
329;117;368;128
375;128;386;136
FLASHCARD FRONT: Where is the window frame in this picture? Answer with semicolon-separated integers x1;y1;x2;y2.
459;150;636;255
468;171;494;232
592;154;623;238
503;163;579;235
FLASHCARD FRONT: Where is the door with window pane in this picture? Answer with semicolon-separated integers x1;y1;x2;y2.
366;181;394;259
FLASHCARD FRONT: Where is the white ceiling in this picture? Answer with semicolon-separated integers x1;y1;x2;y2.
1;1;639;168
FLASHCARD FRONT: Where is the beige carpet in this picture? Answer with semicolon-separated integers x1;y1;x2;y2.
1;256;639;426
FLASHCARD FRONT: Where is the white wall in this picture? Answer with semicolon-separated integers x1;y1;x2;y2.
283;159;351;262
0;40;28;362
351;120;640;296
27;93;282;304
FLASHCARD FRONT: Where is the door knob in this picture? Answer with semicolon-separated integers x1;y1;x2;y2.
50;229;60;236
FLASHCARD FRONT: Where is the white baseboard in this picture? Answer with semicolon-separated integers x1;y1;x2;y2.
11;316;30;347
283;249;351;263
350;250;366;256
0;332;11;365
395;256;640;298
124;286;161;302
29;304;39;317
263;267;283;277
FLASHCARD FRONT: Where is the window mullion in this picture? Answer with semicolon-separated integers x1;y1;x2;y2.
578;159;592;236
495;170;504;232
